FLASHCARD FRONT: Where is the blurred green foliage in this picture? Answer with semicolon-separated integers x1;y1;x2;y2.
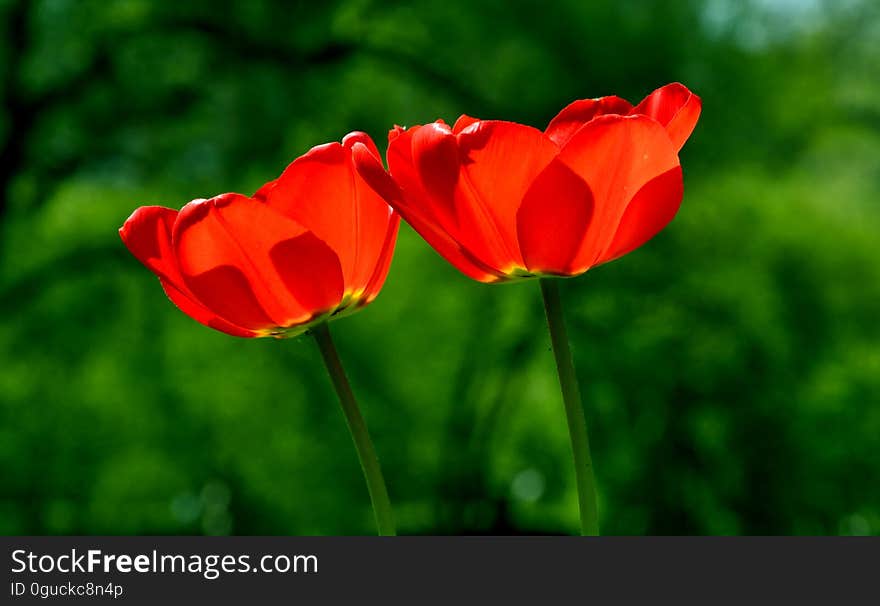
1;0;878;535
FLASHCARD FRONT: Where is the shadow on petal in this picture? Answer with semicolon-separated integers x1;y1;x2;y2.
270;232;344;315
413;122;460;201
186;264;276;332
517;159;595;275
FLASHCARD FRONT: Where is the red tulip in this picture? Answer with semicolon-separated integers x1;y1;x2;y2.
119;132;399;338
355;83;700;282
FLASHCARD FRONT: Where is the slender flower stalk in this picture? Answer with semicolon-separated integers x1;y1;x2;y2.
311;322;396;536
539;278;599;536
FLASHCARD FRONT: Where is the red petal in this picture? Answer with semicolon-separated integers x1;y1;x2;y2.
342;130;382;160
388;124;407;144
453;120;559;272
558;114;681;271
516;158;594;275
345;141;402;302
411;121;460;212
119;205;181;284
252;178;278;201
173;194;344;330
631;83;701;152
545;96;633;147
453;114;480;134
385;125;507;282
259;138;395;297
598;167;683;264
351;139;404;205
119;205;257;337
361;213;400;304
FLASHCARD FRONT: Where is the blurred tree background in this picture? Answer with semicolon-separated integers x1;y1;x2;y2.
1;0;878;535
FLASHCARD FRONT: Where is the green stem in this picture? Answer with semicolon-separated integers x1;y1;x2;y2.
311;322;396;536
539;278;600;536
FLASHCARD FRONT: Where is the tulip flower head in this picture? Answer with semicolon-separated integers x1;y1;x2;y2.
119;132;399;338
355;83;700;283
